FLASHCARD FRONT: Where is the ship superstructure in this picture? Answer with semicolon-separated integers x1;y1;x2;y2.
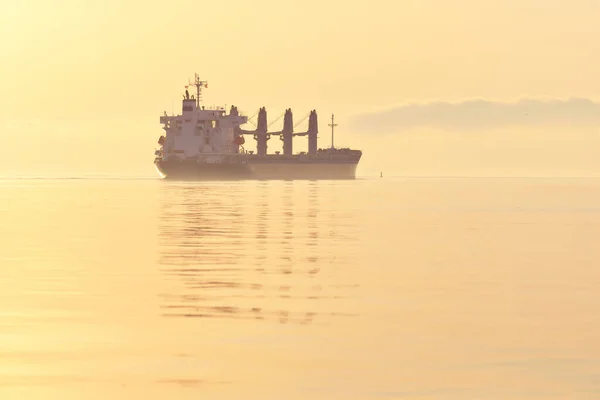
154;74;362;180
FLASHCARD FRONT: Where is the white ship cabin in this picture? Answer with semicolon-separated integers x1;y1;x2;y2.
159;90;247;162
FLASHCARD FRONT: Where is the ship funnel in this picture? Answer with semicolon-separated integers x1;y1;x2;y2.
182;100;195;113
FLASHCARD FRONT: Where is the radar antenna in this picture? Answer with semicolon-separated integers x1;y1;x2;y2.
328;114;338;149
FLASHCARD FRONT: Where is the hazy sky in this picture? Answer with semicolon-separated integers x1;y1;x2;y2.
1;0;599;176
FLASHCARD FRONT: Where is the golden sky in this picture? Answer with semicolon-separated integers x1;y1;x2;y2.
1;0;599;176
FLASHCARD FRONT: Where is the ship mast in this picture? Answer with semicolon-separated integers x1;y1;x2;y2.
191;73;208;108
328;113;338;149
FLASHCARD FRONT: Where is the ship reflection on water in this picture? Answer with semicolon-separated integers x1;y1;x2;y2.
157;180;361;325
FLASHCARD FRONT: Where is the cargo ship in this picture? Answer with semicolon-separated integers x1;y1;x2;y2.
154;74;362;180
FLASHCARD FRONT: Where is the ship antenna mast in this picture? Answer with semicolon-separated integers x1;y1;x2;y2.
328;113;338;149
191;73;208;108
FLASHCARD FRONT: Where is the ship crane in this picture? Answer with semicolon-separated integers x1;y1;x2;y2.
293;112;311;129
268;111;286;129
241;110;260;128
245;119;258;128
236;107;270;156
235;107;319;156
289;110;319;155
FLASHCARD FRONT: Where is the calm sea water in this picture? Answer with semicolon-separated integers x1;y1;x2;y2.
1;177;600;399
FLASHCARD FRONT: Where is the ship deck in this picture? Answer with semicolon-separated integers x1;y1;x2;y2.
193;149;363;164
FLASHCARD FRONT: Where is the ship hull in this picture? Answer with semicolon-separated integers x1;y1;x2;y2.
155;160;358;180
247;162;357;180
155;160;252;180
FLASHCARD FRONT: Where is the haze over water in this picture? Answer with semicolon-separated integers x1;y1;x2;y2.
1;177;600;399
3;0;600;397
